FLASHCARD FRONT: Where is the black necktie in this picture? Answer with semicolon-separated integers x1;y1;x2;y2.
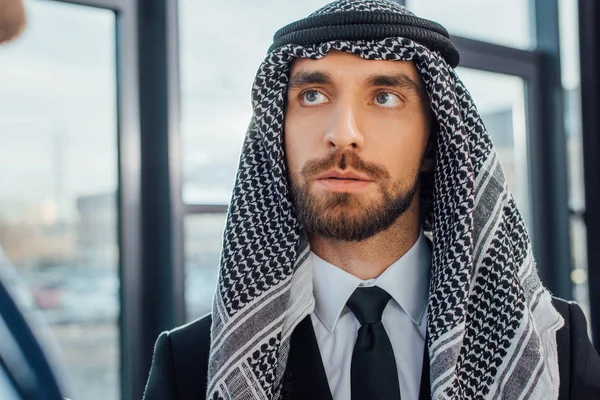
347;286;401;400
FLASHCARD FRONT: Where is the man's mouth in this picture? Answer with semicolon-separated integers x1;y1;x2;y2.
314;169;374;192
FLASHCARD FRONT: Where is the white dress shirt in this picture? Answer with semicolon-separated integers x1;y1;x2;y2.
310;232;431;400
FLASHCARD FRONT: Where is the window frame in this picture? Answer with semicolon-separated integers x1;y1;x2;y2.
578;0;600;346
35;0;600;398
177;0;586;362
43;0;184;398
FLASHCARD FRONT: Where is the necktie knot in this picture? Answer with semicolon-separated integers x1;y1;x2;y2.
346;286;392;325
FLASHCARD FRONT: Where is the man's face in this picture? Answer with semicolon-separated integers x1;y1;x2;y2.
285;51;432;241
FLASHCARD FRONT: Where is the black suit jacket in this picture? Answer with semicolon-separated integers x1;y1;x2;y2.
144;298;600;399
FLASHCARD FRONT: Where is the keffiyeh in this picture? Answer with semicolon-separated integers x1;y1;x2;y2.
207;1;564;399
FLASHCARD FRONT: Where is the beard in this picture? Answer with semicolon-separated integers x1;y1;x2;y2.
290;151;419;242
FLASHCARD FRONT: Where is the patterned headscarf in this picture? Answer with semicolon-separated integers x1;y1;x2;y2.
207;1;564;399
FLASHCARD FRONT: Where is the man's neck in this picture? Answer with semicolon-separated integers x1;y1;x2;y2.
308;209;421;280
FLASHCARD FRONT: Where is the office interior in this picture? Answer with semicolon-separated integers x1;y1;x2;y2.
0;0;599;399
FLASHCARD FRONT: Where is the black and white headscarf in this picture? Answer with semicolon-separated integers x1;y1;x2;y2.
207;1;564;399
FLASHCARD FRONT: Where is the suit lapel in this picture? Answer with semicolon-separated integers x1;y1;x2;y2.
284;315;333;400
419;336;431;400
283;315;431;399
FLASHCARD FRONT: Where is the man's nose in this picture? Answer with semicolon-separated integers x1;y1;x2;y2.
324;101;365;150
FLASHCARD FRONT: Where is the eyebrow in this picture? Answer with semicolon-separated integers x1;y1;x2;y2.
288;71;333;89
366;73;426;100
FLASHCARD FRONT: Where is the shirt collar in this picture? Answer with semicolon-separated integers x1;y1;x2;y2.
311;231;431;333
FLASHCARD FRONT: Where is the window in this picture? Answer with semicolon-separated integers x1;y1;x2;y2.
455;68;532;229
558;0;589;317
0;2;119;399
406;0;533;49
179;0;333;319
179;0;333;204
185;214;226;322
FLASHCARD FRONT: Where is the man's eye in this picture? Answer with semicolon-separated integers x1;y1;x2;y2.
301;90;328;105
374;92;402;108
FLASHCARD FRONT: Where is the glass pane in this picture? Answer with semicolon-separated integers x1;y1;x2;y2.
570;216;590;320
0;2;119;400
406;0;532;49
180;0;332;204
560;0;584;210
559;0;589;314
185;214;226;322
455;68;532;229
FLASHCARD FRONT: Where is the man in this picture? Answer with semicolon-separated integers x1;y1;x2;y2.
144;1;600;399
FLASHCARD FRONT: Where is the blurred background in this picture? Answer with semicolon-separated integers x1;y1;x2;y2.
0;0;599;399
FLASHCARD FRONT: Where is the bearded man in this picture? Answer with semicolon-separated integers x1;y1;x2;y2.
144;1;600;399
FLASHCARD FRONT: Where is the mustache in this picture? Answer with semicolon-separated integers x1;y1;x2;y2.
300;150;390;180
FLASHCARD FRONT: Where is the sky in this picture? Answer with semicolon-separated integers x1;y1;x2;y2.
0;0;582;216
